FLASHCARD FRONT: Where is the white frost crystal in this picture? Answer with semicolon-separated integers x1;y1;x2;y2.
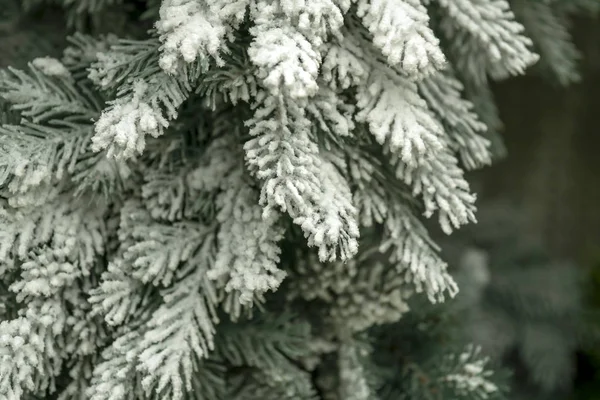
249;2;321;99
156;0;248;72
31;57;71;77
92;81;167;159
357;0;446;78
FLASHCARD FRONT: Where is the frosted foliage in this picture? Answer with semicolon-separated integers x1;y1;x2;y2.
418;70;492;169
0;208;35;266
88;50;132;90
383;204;458;301
137;260;218;400
278;0;346;42
249;5;320;99
88;259;145;326
438;0;539;83
346;154;388;227
356;71;444;167
91;43;193;160
321;41;369;90
31;57;71;77
443;346;499;397
511;0;581;86
394;148;477;234
141;171;189;222
0;319;39;400
188;136;287;304
13;247;77;301
0;64;99;197
305;86;355;138
0;0;577;394
335;260;413;331
156;0;248;73
186;138;237;193
290;253;412;331
87;329;142;400
356;72;477;234
88;204;150;326
356;0;446;78
346;153;458;301
114;206;213;287
1;299;95;399
245;93;359;262
17;299;68;390
92;81;168;159
2;158;50;199
10;212;103;298
337;341;372;400
0;202;103;275
210;178;286;304
0;200;105;398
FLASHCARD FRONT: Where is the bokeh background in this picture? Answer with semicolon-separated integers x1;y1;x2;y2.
472;14;600;400
478;16;600;263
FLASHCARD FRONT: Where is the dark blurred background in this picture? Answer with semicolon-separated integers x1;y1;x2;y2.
474;15;600;399
476;17;600;265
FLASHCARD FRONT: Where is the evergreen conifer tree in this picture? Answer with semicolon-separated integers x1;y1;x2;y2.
0;0;597;399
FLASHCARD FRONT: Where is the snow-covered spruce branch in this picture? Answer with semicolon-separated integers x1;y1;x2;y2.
356;0;446;79
0;201;107;400
188;135;287;306
90;39;205;159
355;70;477;234
245;91;360;262
436;0;540;84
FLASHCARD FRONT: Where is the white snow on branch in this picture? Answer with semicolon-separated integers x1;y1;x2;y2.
31;57;71;78
382;203;459;301
249;2;321;99
356;0;446;79
0;318;40;399
443;345;499;396
92;72;192;160
418;70;492;169
356;71;477;233
189;136;287;305
156;0;248;73
305;85;356;138
245;92;359;262
321;38;370;90
92;81;166;158
137;259;218;400
356;70;445;167
87;329;143;400
511;0;581;86
210;181;286;304
437;0;539;82
278;0;346;44
394;148;477;234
